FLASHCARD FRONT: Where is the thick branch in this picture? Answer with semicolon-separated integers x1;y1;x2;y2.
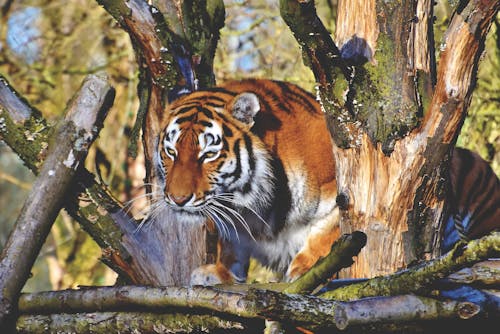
97;0;176;91
0;75;114;330
320;232;500;301
16;312;246;334
280;0;356;148
17;285;491;332
422;0;500;143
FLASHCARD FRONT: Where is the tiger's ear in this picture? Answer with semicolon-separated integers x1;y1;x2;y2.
230;92;260;127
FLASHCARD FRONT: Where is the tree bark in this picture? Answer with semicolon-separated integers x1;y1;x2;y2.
281;0;500;280
0;74;114;331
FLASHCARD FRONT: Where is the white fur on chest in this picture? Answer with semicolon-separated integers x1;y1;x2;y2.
254;223;312;273
251;168;337;273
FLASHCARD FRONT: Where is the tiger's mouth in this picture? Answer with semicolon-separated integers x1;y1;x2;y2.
165;193;260;240
166;194;206;214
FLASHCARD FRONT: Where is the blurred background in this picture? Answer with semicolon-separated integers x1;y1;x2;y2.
0;0;498;291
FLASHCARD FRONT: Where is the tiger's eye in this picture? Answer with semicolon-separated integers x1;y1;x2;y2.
166;147;176;158
204;151;216;159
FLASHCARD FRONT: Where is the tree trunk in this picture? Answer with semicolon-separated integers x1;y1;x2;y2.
281;0;499;279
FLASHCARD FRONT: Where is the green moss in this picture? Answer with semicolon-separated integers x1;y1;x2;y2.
95;0;132;27
0;109;52;173
352;34;419;149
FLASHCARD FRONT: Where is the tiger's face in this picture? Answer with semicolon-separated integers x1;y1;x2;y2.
154;91;274;225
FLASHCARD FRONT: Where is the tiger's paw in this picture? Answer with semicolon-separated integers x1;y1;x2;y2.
190;264;235;286
287;253;317;281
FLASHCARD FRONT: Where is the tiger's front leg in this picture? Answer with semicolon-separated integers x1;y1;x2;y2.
190;233;252;286
287;208;340;280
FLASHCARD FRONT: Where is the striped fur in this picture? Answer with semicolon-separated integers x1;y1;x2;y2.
152;79;499;284
442;148;500;252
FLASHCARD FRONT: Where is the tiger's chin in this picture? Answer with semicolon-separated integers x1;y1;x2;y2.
168;205;207;225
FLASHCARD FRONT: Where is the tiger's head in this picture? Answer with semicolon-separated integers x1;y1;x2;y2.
154;90;274;226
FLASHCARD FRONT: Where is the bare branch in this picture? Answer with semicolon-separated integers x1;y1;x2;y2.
16;312;245;334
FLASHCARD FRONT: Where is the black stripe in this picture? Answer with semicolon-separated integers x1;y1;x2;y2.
243;133;255;170
222;123;233;137
206;95;228;103
221;139;242;181
175;114;195;124
242;182;252;194
216;158;226;171
222;137;229;151
175;105;197;115
205;101;226;108
199;107;214;119
274;80;318;114
199;120;213;128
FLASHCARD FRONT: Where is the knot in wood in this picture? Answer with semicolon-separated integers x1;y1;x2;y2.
336;192;350;210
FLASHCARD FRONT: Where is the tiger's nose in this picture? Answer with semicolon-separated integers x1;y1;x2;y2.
169;194;193;207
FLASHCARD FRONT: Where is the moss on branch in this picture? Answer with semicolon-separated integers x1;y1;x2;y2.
320;232;500;301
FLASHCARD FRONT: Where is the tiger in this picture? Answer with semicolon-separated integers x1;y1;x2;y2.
152;78;499;285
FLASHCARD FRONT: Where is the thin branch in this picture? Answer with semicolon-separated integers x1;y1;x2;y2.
0;74;114;331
